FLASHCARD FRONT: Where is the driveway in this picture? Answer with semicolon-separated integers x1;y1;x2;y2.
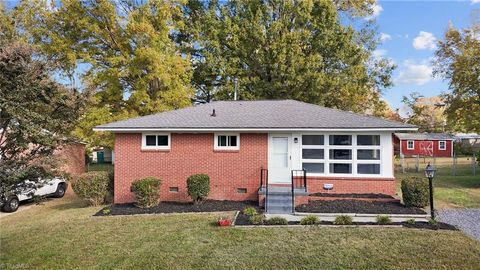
437;209;480;241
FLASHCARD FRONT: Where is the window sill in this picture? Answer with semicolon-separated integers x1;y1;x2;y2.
214;149;240;153
141;149;171;152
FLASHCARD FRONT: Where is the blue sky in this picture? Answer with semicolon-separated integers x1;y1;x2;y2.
374;0;478;112
4;0;478;112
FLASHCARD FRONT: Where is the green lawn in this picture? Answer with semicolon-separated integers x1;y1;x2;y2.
395;157;480;208
86;163;114;172
1;195;479;269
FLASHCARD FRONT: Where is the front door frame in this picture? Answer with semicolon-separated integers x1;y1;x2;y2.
268;133;292;184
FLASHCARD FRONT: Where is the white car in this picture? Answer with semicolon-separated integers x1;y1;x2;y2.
0;177;67;213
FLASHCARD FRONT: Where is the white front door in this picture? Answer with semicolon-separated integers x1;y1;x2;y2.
268;134;292;183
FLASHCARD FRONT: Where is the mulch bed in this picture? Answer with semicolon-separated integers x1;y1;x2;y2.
234;213;457;230
296;200;426;215
94;200;259;216
309;193;395;199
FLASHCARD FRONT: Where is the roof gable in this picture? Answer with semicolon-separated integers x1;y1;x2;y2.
95;100;416;131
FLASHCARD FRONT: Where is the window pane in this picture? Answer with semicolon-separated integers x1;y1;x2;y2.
329;135;352;145
329;149;352;160
303;163;324;173
358;164;380;174
229;136;237;147
357;149;380;160
157;135;168;146
357;135;380;145
302;135;324;145
146;135;156;146
302;149;324;159
329;163;352;174
218;136;227;146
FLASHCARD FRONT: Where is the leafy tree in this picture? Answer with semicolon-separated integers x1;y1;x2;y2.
0;40;85;188
434;21;480;133
402;93;447;132
180;0;395;114
14;0;193;147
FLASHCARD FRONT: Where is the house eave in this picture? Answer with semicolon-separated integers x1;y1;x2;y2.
93;127;418;133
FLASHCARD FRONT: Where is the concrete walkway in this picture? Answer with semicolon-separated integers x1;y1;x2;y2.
266;212;429;223
437;209;480;241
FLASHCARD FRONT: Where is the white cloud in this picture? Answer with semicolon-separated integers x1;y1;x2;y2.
373;49;387;59
396;61;433;85
380;33;392;42
413;31;437;50
366;3;383;20
471;0;480;4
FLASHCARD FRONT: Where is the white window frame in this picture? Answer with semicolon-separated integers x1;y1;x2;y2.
407;140;414;150
300;134;326;174
439;140;446;150
141;132;171;150
214;133;240;150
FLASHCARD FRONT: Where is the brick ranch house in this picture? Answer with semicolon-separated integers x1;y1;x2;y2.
94;100;416;212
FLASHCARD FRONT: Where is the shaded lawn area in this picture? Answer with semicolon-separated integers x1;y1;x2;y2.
395;159;480;208
1;195;480;269
87;163;113;172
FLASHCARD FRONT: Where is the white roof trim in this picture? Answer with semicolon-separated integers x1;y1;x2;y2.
93;127;418;132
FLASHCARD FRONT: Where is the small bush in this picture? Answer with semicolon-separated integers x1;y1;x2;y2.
243;207;258;216
266;217;288;225
376;215;392;225
105;169;114;203
72;171;109;206
187;174;210;203
401;176;429;208
300;215;320;225
102;208;111;215
333;215;353;225
249;214;265;225
406;218;416;224
428;218;438;225
131;177;161;208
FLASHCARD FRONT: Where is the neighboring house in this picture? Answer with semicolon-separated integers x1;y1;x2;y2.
94;100;416;208
91;148;114;164
394;133;454;157
55;141;86;176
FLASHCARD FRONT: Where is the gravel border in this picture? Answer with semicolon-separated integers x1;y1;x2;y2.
437;209;480;241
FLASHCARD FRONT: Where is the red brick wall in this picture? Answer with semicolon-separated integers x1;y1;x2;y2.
400;140;453;157
55;143;86;176
114;133;268;204
306;176;396;196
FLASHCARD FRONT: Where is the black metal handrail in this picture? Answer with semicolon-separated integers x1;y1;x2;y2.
291;169;307;212
260;167;268;211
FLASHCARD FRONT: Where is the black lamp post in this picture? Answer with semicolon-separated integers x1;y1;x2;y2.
425;163;436;220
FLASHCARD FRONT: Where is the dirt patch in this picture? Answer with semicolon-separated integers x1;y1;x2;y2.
95;200;259;216
296;200;426;214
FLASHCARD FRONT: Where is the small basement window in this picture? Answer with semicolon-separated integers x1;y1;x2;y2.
142;133;170;150
439;141;446;150
214;133;240;150
237;188;247;193
169;187;179;193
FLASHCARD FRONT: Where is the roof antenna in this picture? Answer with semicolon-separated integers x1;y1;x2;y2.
211;109;216;117
233;78;238;101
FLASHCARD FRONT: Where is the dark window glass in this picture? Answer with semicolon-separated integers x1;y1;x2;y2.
157;135;168;146
329;135;352;145
358;164;380;174
303;163;324;173
229;136;237;146
146;135;157;146
357;149;380;160
169;187;179;192
329;149;352;160
302;135;324;145
236;188;247;193
218;136;227;146
302;149;324;159
357;135;380;145
329;163;352;174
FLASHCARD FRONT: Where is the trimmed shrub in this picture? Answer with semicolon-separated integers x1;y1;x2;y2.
187;174;210;203
131;177;161;208
266;217;288;225
333;215;353;225
105;169;114;203
428;218;438;225
249;214;265;225
401;176;429;208
376;215;392;225
300;215;320;225
72;171;109;206
242;207;258;216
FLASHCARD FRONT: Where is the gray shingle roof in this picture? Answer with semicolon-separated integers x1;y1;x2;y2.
94;100;416;131
395;133;454;140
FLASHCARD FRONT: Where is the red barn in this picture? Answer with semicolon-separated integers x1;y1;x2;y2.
394;133;454;157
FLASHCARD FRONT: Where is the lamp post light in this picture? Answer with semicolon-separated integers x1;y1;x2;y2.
425;163;436;220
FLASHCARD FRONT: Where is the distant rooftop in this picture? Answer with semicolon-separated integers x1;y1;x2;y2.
395;133;454;140
95;100;417;131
